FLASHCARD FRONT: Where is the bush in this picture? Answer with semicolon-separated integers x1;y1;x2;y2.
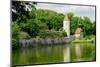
20;19;40;37
12;38;17;47
12;22;20;38
12;22;20;48
18;31;30;40
38;30;67;38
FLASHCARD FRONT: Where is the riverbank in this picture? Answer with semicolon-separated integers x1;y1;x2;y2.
72;35;95;43
19;37;72;48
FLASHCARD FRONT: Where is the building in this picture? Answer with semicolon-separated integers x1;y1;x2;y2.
63;15;70;37
74;28;83;39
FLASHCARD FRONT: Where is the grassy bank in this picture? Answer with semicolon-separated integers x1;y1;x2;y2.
72;35;95;43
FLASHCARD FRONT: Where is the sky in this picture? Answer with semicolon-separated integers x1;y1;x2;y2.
35;3;95;21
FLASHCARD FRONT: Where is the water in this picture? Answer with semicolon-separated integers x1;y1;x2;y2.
12;43;96;65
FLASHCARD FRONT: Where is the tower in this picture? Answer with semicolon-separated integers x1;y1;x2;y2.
63;15;70;37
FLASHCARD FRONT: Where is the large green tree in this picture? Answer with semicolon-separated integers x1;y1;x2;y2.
32;9;64;30
83;17;93;35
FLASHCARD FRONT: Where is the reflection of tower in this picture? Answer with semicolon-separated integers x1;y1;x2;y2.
63;45;70;62
63;15;70;37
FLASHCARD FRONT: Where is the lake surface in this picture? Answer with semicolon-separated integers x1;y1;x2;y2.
12;43;96;65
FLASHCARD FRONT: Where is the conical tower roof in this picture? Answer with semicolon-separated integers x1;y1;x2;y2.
64;15;69;21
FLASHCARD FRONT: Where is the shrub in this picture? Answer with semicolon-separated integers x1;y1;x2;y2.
12;22;20;48
38;30;67;38
12;22;20;38
18;31;30;40
20;19;40;37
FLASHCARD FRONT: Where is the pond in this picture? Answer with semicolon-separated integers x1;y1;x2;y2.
12;43;96;66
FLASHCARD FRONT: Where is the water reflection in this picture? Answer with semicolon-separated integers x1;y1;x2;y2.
70;43;95;62
63;44;70;62
75;44;82;61
12;43;95;65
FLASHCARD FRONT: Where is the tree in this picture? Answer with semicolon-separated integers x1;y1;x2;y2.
12;22;20;48
32;9;64;30
12;1;36;22
20;19;39;37
83;17;93;35
92;21;96;35
12;22;20;39
70;16;79;34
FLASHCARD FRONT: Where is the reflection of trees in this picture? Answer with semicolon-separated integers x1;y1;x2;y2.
75;44;82;60
70;43;95;62
36;45;64;63
14;45;64;64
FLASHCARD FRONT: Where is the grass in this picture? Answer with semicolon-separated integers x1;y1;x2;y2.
72;35;95;43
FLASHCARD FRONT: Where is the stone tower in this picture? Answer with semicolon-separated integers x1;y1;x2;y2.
63;15;70;37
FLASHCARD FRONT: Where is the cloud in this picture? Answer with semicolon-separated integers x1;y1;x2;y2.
36;3;95;21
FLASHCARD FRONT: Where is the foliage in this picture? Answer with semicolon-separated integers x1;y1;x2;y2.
12;1;36;22
69;14;95;36
12;22;20;38
38;30;67;38
92;21;96;35
20;19;40;37
12;22;20;48
82;17;93;35
18;31;31;40
33;9;64;30
70;16;79;34
34;18;48;31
